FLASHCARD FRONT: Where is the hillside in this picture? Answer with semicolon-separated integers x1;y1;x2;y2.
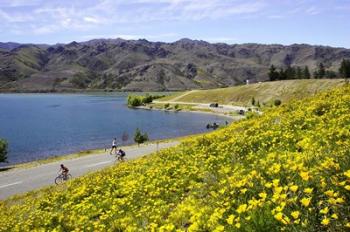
1;85;350;231
1;39;350;92
158;79;346;106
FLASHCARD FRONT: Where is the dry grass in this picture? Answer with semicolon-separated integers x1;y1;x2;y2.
160;79;346;106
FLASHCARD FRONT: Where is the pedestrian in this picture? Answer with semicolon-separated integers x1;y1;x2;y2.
110;138;117;155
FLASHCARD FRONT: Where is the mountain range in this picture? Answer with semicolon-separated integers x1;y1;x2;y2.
1;39;350;92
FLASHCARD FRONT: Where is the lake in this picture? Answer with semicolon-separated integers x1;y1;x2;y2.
0;93;230;164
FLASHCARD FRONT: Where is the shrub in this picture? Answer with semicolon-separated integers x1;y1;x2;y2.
0;139;8;163
127;95;142;107
164;103;170;109
134;128;149;145
274;99;282;106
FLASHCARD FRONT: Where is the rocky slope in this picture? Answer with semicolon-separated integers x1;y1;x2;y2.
0;38;349;92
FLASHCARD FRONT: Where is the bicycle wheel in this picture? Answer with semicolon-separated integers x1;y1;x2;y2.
66;174;72;180
55;175;64;185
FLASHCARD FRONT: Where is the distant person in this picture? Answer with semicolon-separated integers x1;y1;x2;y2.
59;164;69;179
110;138;118;155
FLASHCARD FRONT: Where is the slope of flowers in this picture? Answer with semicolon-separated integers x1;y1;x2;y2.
1;85;350;231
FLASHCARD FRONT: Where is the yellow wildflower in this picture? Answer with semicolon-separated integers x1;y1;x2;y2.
300;197;311;207
344;170;350;178
291;211;300;219
236;204;247;214
304;188;313;194
321;218;330;226
320;207;329;214
290;185;298;192
299;171;310;181
226;215;235;225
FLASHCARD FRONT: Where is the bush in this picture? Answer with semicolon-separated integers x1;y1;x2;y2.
0;139;8;163
134;128;149;145
127;95;142;107
274;99;282;106
164;103;170;109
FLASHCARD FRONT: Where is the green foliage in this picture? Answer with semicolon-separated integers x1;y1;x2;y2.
313;63;326;79
0;139;8;163
251;97;256;106
268;65;279;81
127;95;142;107
127;94;165;107
164;103;170;109
339;59;350;79
134;128;149;145
303;66;311;79
274;99;282;106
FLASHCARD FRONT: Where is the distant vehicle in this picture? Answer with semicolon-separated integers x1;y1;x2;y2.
209;103;219;107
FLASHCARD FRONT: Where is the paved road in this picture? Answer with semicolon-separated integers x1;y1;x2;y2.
0;141;179;200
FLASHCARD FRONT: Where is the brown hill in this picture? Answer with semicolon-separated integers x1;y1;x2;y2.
0;38;349;92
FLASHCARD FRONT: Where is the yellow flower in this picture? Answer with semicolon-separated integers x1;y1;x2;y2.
226;215;235;225
320;207;329;214
290;185;298;192
291;211;300;219
236;204;247;214
344;170;350;178
324;190;334;197
272;179;280;187
265;183;272;188
299;171;310;181
274;212;283;222
235;223;241;228
331;214;338;219
300;197;312;207
304;188;313;194
259;192;267;199
345;222;350;228
321;218;330;226
345;185;350;191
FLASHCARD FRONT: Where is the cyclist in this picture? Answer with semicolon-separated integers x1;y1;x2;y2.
59;164;69;179
110;138;118;155
117;149;126;161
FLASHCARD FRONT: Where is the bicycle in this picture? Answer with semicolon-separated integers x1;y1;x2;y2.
55;173;72;184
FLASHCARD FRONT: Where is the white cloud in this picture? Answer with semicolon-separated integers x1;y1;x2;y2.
83;16;102;24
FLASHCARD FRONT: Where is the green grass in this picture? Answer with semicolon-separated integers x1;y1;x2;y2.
159;79;346;106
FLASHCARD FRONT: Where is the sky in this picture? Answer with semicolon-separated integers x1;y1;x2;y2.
0;0;349;48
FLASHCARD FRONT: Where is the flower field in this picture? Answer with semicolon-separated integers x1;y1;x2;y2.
1;85;350;231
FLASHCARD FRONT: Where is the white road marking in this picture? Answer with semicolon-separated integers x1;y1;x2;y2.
84;161;111;168
0;181;22;189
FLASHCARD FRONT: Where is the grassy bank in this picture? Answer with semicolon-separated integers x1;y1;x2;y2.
158;79;346;106
1;84;350;231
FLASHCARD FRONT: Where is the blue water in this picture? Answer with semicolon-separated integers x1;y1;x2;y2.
0;94;229;164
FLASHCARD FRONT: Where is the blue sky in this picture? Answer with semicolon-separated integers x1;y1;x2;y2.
0;0;349;48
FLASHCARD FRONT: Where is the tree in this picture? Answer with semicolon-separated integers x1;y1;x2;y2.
268;65;279;81
0;139;8;163
339;59;350;79
303;66;311;79
278;68;287;80
314;63;326;79
325;70;337;79
251;97;256;106
134;128;149;146
285;66;296;79
296;67;303;79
